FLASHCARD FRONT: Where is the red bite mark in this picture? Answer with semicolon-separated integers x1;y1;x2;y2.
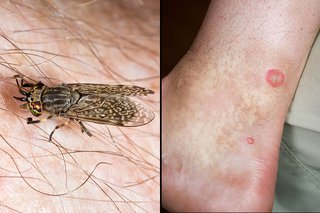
266;69;285;88
247;137;254;144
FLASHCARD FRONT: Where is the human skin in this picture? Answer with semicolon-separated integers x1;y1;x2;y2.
0;0;159;212
162;0;320;212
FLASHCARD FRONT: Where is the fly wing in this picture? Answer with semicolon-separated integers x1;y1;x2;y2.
61;94;155;127
66;84;154;96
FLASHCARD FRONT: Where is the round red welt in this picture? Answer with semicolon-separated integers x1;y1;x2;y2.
247;137;254;144
266;69;285;88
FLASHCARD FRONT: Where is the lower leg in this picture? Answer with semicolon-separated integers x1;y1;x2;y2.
162;0;320;211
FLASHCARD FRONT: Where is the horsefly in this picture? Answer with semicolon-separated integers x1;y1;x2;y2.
13;75;155;141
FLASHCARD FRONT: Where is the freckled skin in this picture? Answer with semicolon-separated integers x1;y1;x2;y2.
247;137;254;144
266;69;285;88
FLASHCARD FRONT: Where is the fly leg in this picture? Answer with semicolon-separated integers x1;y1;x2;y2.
13;75;34;87
26;115;57;141
13;77;34;100
14;78;28;97
28;116;92;141
49;119;92;141
27;115;54;124
78;121;92;137
20;79;34;88
26;115;73;141
49;119;73;141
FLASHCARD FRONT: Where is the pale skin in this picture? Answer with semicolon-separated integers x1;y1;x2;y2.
0;0;159;212
162;0;320;212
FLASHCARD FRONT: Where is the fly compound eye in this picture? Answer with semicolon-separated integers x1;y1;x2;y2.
29;101;42;117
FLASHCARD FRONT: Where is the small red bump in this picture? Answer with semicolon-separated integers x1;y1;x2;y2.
266;69;285;88
247;137;254;144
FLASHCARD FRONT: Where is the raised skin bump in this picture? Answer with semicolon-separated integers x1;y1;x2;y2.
247;137;254;144
265;69;285;88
